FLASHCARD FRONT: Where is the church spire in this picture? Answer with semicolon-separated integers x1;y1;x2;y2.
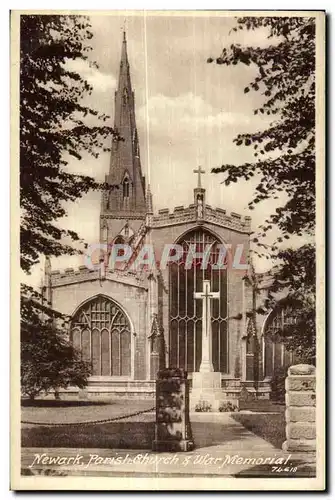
103;30;146;216
115;30;131;131
44;256;52;307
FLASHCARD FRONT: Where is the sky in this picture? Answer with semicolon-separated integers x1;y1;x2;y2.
25;12;306;286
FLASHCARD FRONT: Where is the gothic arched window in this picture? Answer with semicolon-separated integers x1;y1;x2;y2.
114;235;125;245
101;223;108;242
71;296;131;377
263;308;297;378
169;229;228;373
113;235;126;258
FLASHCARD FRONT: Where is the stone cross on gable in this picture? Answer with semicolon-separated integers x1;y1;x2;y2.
194;280;220;372
193;166;205;189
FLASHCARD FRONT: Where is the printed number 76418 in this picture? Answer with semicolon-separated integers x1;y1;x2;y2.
271;466;298;473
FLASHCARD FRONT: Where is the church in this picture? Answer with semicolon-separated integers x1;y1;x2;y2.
42;33;295;404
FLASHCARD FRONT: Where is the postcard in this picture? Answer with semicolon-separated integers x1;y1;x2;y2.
11;9;325;491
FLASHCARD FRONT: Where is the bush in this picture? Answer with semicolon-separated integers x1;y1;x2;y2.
21;319;91;400
219;401;239;412
194;400;212;412
270;366;287;402
21;286;92;401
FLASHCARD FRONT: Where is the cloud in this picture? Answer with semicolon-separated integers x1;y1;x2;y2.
65;58;116;93
139;92;270;140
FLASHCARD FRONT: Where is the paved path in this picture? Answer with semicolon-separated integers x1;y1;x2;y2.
21;413;315;477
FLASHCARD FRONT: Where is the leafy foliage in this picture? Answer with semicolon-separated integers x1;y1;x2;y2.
269;244;316;298
194;400;212;412
21;284;91;400
19;15;115;396
209;17;315;242
218;401;239;412
20;15;116;273
209;18;317;365
270;366;287;402
264;244;316;363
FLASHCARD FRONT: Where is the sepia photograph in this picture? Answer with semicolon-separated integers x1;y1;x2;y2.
11;10;325;490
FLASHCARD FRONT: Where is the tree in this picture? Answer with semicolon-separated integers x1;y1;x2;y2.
265;244;316;363
208;17;316;362
209;17;315;243
19;15;116;396
21;285;91;400
20;15;117;273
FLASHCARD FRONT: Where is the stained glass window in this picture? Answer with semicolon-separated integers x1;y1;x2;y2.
263;308;297;378
169;229;228;373
71;296;131;377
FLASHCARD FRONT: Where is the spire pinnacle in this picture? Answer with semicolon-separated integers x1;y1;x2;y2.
122;18;127;41
146;184;153;214
120;28;129;71
45;255;51;276
44;256;53;307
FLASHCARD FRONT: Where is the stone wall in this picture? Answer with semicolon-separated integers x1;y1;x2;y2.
51;277;149;381
282;364;316;453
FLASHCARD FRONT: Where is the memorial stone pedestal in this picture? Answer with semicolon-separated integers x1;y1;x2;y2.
190;371;223;411
190;280;240;410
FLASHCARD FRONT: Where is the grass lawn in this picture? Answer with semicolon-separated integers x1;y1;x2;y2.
239;399;285;412
21;397;286;451
21;398;155;425
231;410;286;449
22;421;155;449
21;399;155;449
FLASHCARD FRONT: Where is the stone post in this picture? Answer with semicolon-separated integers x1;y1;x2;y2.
150;351;160;380
241;336;247;382
153;368;194;452
282;364;316;453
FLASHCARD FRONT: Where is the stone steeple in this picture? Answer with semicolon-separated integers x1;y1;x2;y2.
102;31;146;216
44;256;52;307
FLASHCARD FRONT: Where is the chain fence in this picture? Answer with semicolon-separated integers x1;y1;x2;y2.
21;406;156;427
